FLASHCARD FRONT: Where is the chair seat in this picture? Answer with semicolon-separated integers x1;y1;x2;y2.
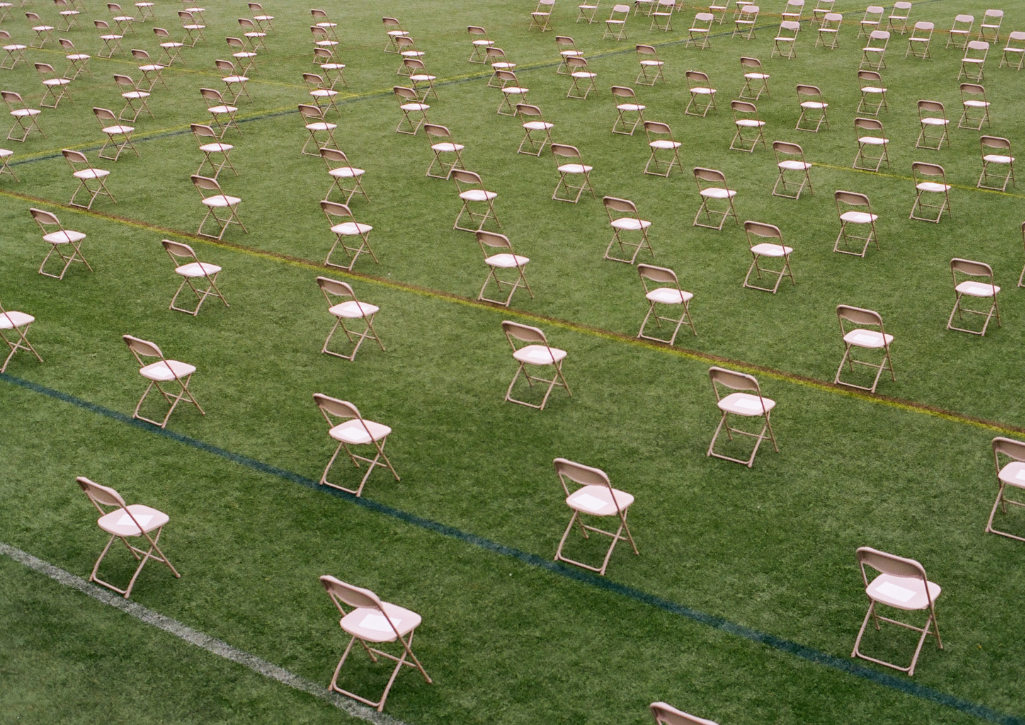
97;504;169;536
691;87;716;95
43;230;86;244
138;64;164;72
328;300;378;319
513;344;567;365
700;187;736;199
4;44;27;51
399;50;424;58
208;105;238;114
328;166;366;179
475;39;495;47
744;72;770;80
840;211;878;224
222;75;248;83
321;63;346;71
73;168;110;180
11;109;41;118
175;261;221;278
917;182;951;192
101;124;134;134
861;86;886;93
485;253;529;268
567;484;634;515
646;287;693;304
561;50;584;57
736;119;765;128
399;103;429;111
983;154;1014;163
0;310;33;329
199;142;233;153
310;89;337;99
66;54;90;60
491;62;516;70
386;30;408;37
523;121;553;130
843;329;893;348
431;142;464;152
140;359;196;382
330;221;373;236
611;217;651;231
650;140;681;149
921;117;948;125
32;24;54;31
778;160;811;170
502;86;529;95
329;418;391;446
340;602;419;643
718;392;775;416
617;103;645;111
858;136;888;145
639;60;663;67
43;79;72;87
306;122;338;131
866;573;940;611
956;281;999;297
998;461;1025;488
159;42;182;48
962;58;985;64
557;163;592;174
460;189;497;202
0;149;12;158
801;101;827;109
201;194;241;207
121;91;149;99
751;242;792;257
409;74;436;82
964;100;991;108
232;51;256;58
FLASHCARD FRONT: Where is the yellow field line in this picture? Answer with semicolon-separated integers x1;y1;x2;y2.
815;162;1025;199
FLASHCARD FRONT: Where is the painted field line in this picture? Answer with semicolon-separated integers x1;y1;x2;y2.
0;542;411;725
0;373;1021;725
815;162;1025;201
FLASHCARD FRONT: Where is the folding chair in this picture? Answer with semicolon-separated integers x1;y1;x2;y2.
62;149;114;209
215;59;251;104
959;40;989;82
393;37;423;71
516;104;553;156
637;264;695;344
393;86;429;134
304;72;340;113
987;437;1025;541
856;70;887;116
651;702;719;725
916;100;949;149
315;277;384;361
133;49;166;91
687;12;713;49
833;190;879;257
0;3;9;24
402;59;435;102
853;117;889;171
684;71;716;117
382;17;408;53
0;30;27;70
35;63;72;109
578;0;600;24
816;12;841;48
772;21;800;60
978;135;1014;191
153;27;183;66
772;141;813;199
796;84;828;132
181;1;206;23
238;17;265;51
321;148;369;205
319;575;429;711
905;20;933;58
494;71;528;115
693;167;739;230
485;48;516;88
732;4;758;39
314;48;348;90
25;12;54;48
857;5;883;39
112;74;151;122
452;169;500;233
191;174;247;239
312;9;339;42
226;36;257;75
320;201;377;271
95;21;124;59
742;221;794;293
501;321;571;410
191;124;236;180
0;299;42;373
946;14;973;50
635;45;664;84
739;56;769;100
650;0;674;31
30;207;91;279
910;162;951;222
311;25;339;58
781;0;804;21
566;56;597;99
1000;31;1025;70
135;1;156;22
200;88;240;139
423;124;464;180
861;30;889;70
834;305;894;391
122;334;203;428
313;397;397;495
179;11;205;48
551;143;594;203
76;477;180;598
884;1;910;35
643;121;682;176
611;86;645;135
476;231;532;306
707;366;778;467
462;26;490;66
59;38;91;80
604;4;630;40
852;547;942;676
529;0;555;32
298;104;338;156
603;196;654;264
634;0;654;17
979;9;1002;44
947;258;1000;335
107;4;136;36
729;101;765;152
248;3;273;33
710;0;731;25
0;146;18;182
54;0;80;31
161;239;228;316
555;35;583;74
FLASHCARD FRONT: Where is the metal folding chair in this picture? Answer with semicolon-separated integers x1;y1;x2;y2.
191;174;247;239
833;190;879;257
122;334;204;428
468;25;493;62
516;103;554;156
742;221;794;293
684;70;717;117
687;12;713;48
738;56;769;99
529;0;555;31
707;366;778;467
816;12;841;48
772;20;800;60
603;196;654;264
393;86;429;134
946;14;973;50
316;277;384;362
476;231;533;306
860;29;889;70
916;100;949;148
566;56;597;99
959;40;989;82
693;167;739;230
423;124;464;180
313;397;397;496
59;38;91;80
947;258;1000;335
835;305;894;392
795;84;828;132
452;169;500;233
637;264;695;345
910;162;951;222
501;321;571;410
905;20;933;58
0;300;42;373
550;143;595;203
611;86;645;135
161;239;228;316
856;70;887;116
62;149;114;209
114;73;152;122
298;103;338;157
321;148;369;205
30;207;91;279
35;62;72;109
853;117;889;171
636;44;665;84
771;141;813;199
732;3;758;39
643;121;682;176
978;135;1013;190
201;88;241;138
987;437;1025;541
320;201;377;270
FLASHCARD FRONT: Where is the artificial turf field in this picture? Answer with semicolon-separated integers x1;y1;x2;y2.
2;0;1025;722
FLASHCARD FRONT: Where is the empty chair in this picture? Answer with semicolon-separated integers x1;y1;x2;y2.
856;70;887;116
637;264;695;344
62;149;114;209
650;0;674;31
475;231;532;306
772;21;800;61
494;71;529;115
76;477;180;598
796;84;828;132
152;27;182;66
979;9;1002;44
201;88;240;138
59;38;91;80
215;59;251;104
516;103;554;156
485;48;516;88
643;121;682;176
811;0;835;27
161;239;227;316
729;101;765;152
634;0;655;16
578;0;600;23
393;86;429;134
382;16;408;53
403;58;437;101
566;56;597;99
833;191;879;257
604;196;653;264
742;221;794;294
915;100;948;150
651;702;719;725
987;437;1025;541
311;9;339;42
311;28;340;58
852;547;942;676
910;162;951;222
122;334;204;428
0;299;42;373
687;12;713;49
604;4;630;40
551;143;594;203
316;276;383;362
555;35;583;75
887;2;911;35
238;17;265;51
1000;31;1025;70
710;0;732;24
857;5;883;39
834;305;894;392
321;148;369;205
772;141;813;199
611;85;645;135
685;71;716;117
501;321;570;410
423;124;464;180
54;0;80;31
732;4;758;39
452;169;499;233
314;48;348;90
319;575;429;711
707;366;778;467
133;48;166;91
946;14;973;50
179;11;205;48
959;40;989;82
636;45;664;85
1;29;28;70
135;0;156;20
26;11;54;48
693;167;739;230
816;12;841;49
861;30;889;70
978;135;1014;191
947;258;1000;335
107;4;136;35
30;207;90;279
959;82;993;134
313;396;398;496
905;20;933;58
191;174;246;239
298;103;338;157
468;25;493;62
249;3;273;33
0;144;17;182
114;74;152;122
304;72;340;114
853;117;890;171
96;20;125;59
320;201;377;271
529;0;555;31
226;36;257;75
35;62;72;109
738;56;769;100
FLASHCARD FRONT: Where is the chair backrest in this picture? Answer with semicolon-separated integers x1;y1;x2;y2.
778;20;800;35
637;44;657;58
731;100;757;115
603;196;638;216
214;59;235;73
469;26;488;38
26;11;43;21
837;304;883;331
424;123;452;140
610;5;630;18
200;87;224;103
965;40;989;57
890;2;911;15
153;26;170;38
314;47;334;62
537;0;555;9
911;21;934;37
486;47;507;62
858;69;882;85
912;160;945;179
566;55;588;70
952;14;974;29
918;100;945;117
393;85;418;102
450;168;483;187
611;85;635;99
993;436;1025;464
29;207;61;227
320;147;354;168
191;174;222;194
403;57;426;72
298;103;325;120
94;106;117;123
77;476;127;512
854;116;884;134
123;333;163;360
796;84;821;99
744;220;783;243
835;190;870;209
738;5;758;18
638;263;679;287
709;366;761;393
303;71;326;87
226;36;246;50
686;70;710;86
238;18;256;31
0;31;11;42
162;239;197;263
313;393;361;424
868;29;889;44
694;167;727;186
502;320;547;345
821;12;841;27
863;5;883;18
982;9;1002;25
516;103;544;120
312;9;330;20
553;457;611;491
551;143;581;160
644;120;673;137
650;702;720;725
320;574;384;614
395;36;417;52
61;148;89;166
113;73;136;89
556;35;576;48
495;69;517;84
856;546;927;583
772;140;804;157
950;257;993;280
316;273;357;304
694;12;714;25
320;200;355;223
980;134;1010;154
35;62;56;77
476;230;512;253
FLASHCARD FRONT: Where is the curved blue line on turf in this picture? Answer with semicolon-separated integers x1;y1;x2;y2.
1;372;1020;725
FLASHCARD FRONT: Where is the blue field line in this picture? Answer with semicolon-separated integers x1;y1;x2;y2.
1;372;1020;724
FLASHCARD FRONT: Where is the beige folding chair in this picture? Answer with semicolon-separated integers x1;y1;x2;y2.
530;0;555;31
604;196;653;264
978;135;1014;191
835;305;894;392
319;575;429;711
816;12;841;49
732;4;758;39
635;45;664;85
161;239;227;316
452;169;500;233
403;58;437;101
1;30;27;70
191;123;235;179
643;121;682;177
910;162;951;222
684;71;716;117
30;207;91;279
634;0;654;16
959;40;989;82
693;167;739;230
122;334;203;427
320;201;377;271
650;0;674;31
707;366;778;467
651;702;719;725
979;9;1002;44
76;477;180;598
947;14;973;49
1000;31;1025;70
486;48;516;88
578;0;600;24
555;36;583;75
313;396;398;495
423;124;464;180
35;63;71;109
316;277;384;361
516;103;554;156
215;59;251;104
226;36;257;76
502;321;570;410
107;3;136;36
856;70;887;116
133;49;166;91
710;0;731;25
742;220;794;293
772;141;812;199
687;12;713;49
312;28;339;60
304;72;340;114
853;117;889;171
637;264;695;344
915;100;948;149
382;16;408;53
191;174;246;239
238;17;265;51
781;0;804;21
314;48;348;90
0;146;17;182
987;437;1025;541
54;0;80;31
494;71;530;115
611;86;645;135
249;3;273;33
553;458;637;575
112;74;151;122
857;5;883;39
905;20;933;58
551;143;594;203
852;547;942;676
298;103;338;157
887;1;911;34
565;56;597;99
62;149;114;209
833;190;879;257
59;38;91;80
393;86;429;134
26;11;54;48
729;101;765;152
312;9;339;42
861;30;889;70
476;231;532;306
772;21;800;60
0;299;42;373
321;148;369;205
795;84;828;132
201;88;241;139
604;4;630;40
468;25;493;62
135;1;156;22
947;258;1000;335
95;20;124;59
738;56;769;100
179;10;205;48
153;27;183;65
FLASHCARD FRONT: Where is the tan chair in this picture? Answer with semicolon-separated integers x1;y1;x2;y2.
494;70;529;115
238;17;265;51
566;56;597;99
742;221;794;293
693;167;738;230
861;29;889;70
833;191;879;257
34;62;71;110
811;0;835;26
3;91;43;143
191;174;247;239
114;73;152;122
636;44;664;84
201;88;241;139
578;0;601;24
314;48;348;90
905;20;933;58
313;396;398;496
93;20;124;59
979;8;1002;44
26;11;54;48
393;86;429;134
637;264;695;344
815;12;841;49
857;5;883;39
161;239;227;316
643;121;682;176
321;148;369;205
772;141;812;199
634;0;655;16
604;4;630;40
215;59;251;105
403;58;437;101
54;0;80;31
978;135;1014;191
555;35;583;75
795;84;828;132
551;143;594;203
179;11;205;48
987;437;1025;541
856;70;887;116
191;123;236;179
316;276;384;361
468;25;493;63
707;366;778;467
553;458;638;576
999;31;1025;70
650;0;674;31
319;575;429;710
123;334;204;428
312;9;339;41
651;702;719;725
249;2;274;33
107;3;136;35
475;231;532;306
382;16;408;53
0;145;17;182
320;201;377;271
946;14;974;50
772;20;800;60
685;71;716;117
0;300;42;373
915;100;948;150
62;149;114;209
958;83;990;130
423;124;464;180
887;1;911;34
710;0;732;25
77;477;180;598
732;4;758;39
226;36;257;76
947;258;1000;335
604;196;653;264
452;169;500;233
132;48;166;91
853;117;889;171
910;162;951;223
834;305;894;392
959;40;989;82
485;47;516;88
852;547;942;676
30;207;91;279
516;103;554;156
152;27;183;66
611;85;645;135
729;100;765;152
502;321;570;410
59;38;90;80
687;12;713;49
298;103;338;157
529;0;555;32
1;30;28;70
738;56;769;100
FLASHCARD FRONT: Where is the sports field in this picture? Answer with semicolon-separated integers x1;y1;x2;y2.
2;0;1025;723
